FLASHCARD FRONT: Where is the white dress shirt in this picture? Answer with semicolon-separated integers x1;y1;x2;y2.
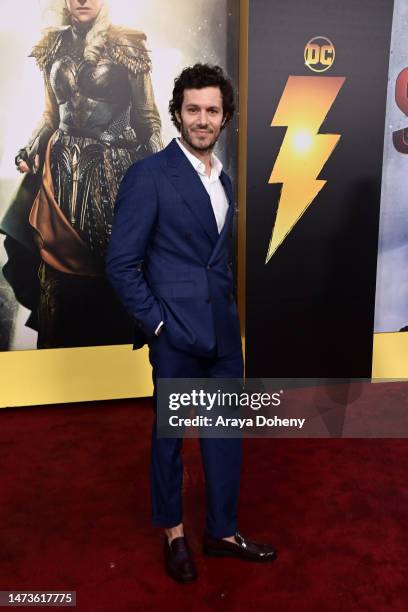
176;138;229;234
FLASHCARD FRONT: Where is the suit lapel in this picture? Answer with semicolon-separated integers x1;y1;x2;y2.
209;192;234;263
164;139;219;245
219;170;233;206
208;170;234;258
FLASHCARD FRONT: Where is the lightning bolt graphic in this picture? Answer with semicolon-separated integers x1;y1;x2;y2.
266;76;345;263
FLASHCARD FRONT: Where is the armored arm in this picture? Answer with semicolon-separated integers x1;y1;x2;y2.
129;71;163;155
16;29;63;173
15;74;59;174
107;26;163;155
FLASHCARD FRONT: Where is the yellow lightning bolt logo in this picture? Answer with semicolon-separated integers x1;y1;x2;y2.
266;76;345;262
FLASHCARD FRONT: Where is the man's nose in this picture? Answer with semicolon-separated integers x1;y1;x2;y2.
78;0;87;5
197;110;208;125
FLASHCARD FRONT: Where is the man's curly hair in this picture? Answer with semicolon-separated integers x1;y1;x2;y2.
169;63;235;131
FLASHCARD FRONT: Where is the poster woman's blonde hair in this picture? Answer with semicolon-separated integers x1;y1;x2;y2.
43;0;110;62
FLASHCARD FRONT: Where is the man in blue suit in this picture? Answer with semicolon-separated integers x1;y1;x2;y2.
106;64;277;583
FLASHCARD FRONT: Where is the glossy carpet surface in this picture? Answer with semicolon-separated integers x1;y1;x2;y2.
1;390;407;611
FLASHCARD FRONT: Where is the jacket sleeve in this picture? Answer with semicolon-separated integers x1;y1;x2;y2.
106;162;163;340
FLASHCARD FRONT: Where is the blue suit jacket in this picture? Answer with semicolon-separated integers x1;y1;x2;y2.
106;138;242;358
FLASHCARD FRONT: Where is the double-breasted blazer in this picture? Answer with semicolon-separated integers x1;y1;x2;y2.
106;138;242;358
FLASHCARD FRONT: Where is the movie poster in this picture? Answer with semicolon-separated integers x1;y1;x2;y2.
374;0;408;335
0;0;237;351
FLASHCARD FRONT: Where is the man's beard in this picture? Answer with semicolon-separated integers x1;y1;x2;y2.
180;121;220;154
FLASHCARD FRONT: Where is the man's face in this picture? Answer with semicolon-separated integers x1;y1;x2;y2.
66;0;103;24
176;87;225;154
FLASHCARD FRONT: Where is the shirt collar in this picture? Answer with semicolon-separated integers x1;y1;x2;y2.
176;138;223;179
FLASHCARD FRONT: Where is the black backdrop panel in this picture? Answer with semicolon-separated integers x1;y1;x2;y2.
245;0;394;377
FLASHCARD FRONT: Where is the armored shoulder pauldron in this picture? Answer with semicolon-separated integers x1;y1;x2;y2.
30;27;67;72
106;26;151;76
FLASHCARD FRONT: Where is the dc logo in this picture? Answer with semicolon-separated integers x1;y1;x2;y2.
304;37;335;73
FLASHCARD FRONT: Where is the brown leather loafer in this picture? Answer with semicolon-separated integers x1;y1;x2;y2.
164;536;198;583
203;531;278;562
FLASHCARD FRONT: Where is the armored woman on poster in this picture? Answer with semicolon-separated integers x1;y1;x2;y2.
2;0;162;349
0;0;236;350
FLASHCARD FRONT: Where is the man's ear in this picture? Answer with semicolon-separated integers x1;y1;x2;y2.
175;110;181;125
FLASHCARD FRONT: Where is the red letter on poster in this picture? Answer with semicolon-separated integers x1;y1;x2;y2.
393;67;408;153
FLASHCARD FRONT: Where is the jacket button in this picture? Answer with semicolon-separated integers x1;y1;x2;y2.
184;232;192;240
207;265;211;270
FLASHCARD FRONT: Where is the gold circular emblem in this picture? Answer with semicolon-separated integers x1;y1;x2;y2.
304;37;335;73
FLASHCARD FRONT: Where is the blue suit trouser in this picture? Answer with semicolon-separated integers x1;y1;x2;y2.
148;332;244;539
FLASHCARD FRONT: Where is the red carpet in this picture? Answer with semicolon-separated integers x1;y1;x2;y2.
1;390;408;611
